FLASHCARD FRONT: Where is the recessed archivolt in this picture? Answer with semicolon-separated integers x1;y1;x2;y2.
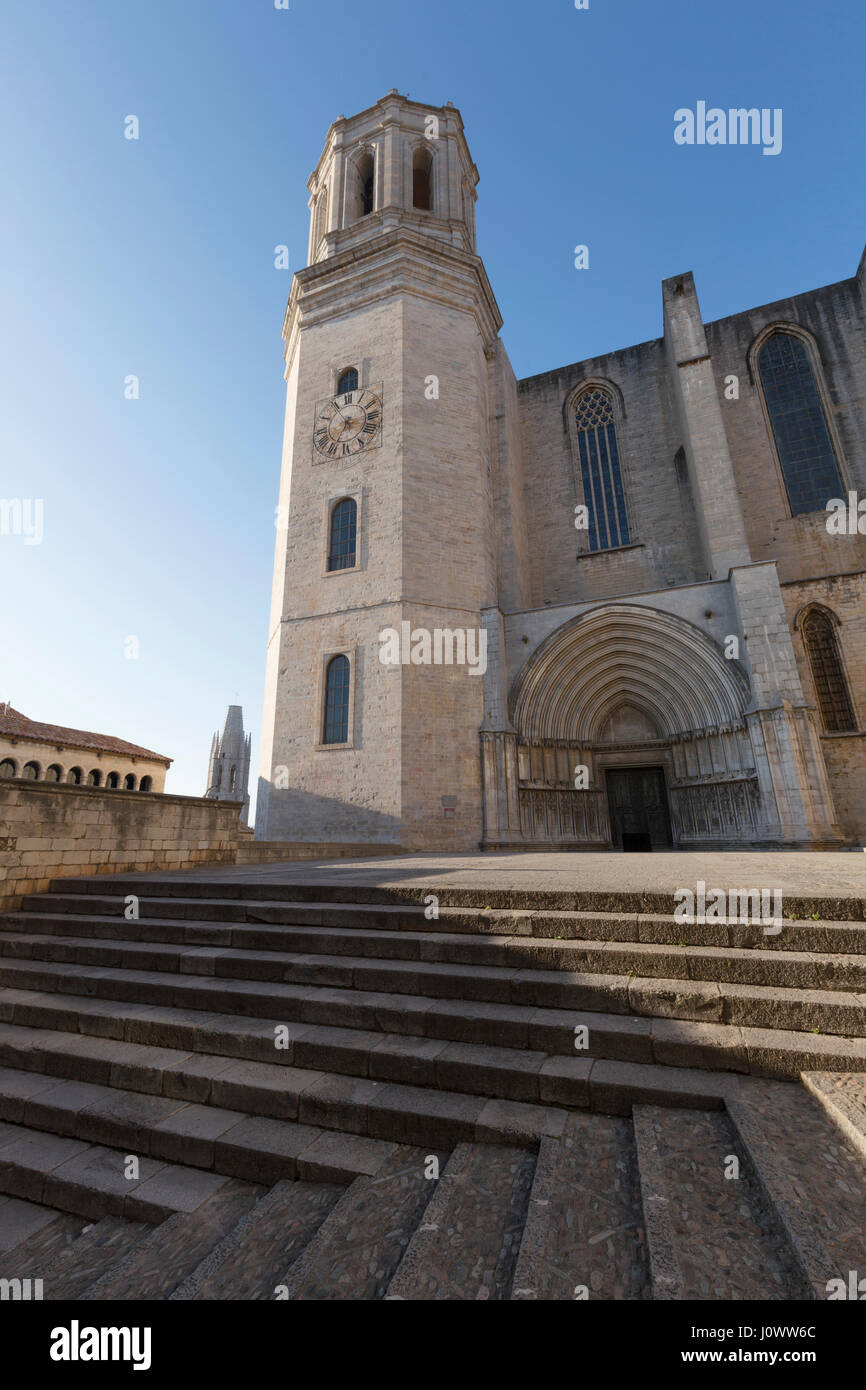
509;605;750;742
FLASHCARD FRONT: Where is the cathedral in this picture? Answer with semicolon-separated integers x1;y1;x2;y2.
256;91;866;853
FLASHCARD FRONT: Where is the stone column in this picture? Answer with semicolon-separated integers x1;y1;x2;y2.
663;271;751;579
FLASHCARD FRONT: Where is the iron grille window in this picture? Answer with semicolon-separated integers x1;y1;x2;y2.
757;332;844;516
328;498;357;571
574;388;630;551
323;654;350;744
801;610;856;732
337;368;358;397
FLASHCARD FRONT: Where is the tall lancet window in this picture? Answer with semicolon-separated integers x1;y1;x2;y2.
328;498;357;571
413;147;433;210
801;608;856;732
323;655;351;744
358;152;375;216
757;331;844;515
574;387;630;551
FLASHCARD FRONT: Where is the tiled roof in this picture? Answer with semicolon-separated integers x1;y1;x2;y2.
0;706;172;765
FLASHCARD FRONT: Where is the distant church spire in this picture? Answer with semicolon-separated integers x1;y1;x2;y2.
205;705;251;822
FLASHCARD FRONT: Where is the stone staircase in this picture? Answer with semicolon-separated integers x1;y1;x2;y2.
0;873;864;1299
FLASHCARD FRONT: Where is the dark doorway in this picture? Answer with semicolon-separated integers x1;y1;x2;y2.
605;767;672;851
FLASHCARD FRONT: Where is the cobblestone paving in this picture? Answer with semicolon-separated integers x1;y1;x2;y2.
180;1179;343;1300
41;1216;154;1299
732;1078;866;1284
386;1142;536;1299
512;1112;650;1300
635;1105;805;1300
277;1145;442;1299
80;1180;260;1300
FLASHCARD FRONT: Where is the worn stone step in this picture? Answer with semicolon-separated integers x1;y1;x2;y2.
2;951;864;1042
511;1111;650;1300
633;1104;808;1300
726;1077;866;1299
801;1072;866;1163
18;896;866;954
385;1142;535;1300
0;1064;401;1186
0;1117;240;1223
47;876;866;922
80;1179;261;1300
4;925;866;994
275;1144;441;1299
171;1178;343;1300
0;1018;582;1109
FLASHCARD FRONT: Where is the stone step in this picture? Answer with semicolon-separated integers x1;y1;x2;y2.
1;990;863;1104
275;1144;441;1299
3;926;866;998
80;1179;262;1300
171;1178;343;1300
633;1103;808;1299
2;950;864;1042
726;1077;866;1299
30;1215;155;1299
0;1196;84;1269
801;1072;866;1163
0;1064;400;1186
510;1111;650;1300
47;876;866;921
0;1117;240;1223
385;1142;536;1300
18;896;866;954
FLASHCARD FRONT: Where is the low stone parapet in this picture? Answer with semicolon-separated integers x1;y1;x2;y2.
0;780;247;913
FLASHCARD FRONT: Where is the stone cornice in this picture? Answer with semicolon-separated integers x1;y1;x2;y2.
282;226;503;375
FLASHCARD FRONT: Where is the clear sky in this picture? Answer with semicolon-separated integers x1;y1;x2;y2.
2;0;864;815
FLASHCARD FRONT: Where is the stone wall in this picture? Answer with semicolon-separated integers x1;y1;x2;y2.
0;782;245;913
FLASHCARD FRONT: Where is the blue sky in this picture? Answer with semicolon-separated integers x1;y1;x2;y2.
1;0;864;811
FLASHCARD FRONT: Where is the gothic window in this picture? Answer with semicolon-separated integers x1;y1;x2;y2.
323;654;350;745
67;767;83;785
573;387;630;551
337;367;359;397
106;771;120;789
358;152;375;216
801;608;857;732
87;769;101;786
22;761;40;780
140;775;153;792
328;498;357;571
413;147;433;211
0;759;16;778
757;331;844;516
45;764;62;781
229;766;236;792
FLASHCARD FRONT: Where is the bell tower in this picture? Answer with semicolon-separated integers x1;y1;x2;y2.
256;92;502;849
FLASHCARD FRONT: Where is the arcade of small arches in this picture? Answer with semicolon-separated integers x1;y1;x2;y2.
0;759;154;792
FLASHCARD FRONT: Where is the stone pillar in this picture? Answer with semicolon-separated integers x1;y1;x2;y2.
732;563;841;844
663;271;751;579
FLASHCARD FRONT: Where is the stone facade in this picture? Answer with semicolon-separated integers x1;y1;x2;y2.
257;92;866;852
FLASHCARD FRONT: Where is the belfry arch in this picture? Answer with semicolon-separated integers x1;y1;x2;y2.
482;604;762;849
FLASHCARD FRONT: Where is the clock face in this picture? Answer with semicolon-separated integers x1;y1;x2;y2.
313;384;383;461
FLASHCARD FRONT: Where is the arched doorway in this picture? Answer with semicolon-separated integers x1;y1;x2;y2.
485;603;758;850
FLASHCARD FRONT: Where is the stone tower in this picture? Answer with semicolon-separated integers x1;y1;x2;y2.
206;705;251;822
256;92;500;850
